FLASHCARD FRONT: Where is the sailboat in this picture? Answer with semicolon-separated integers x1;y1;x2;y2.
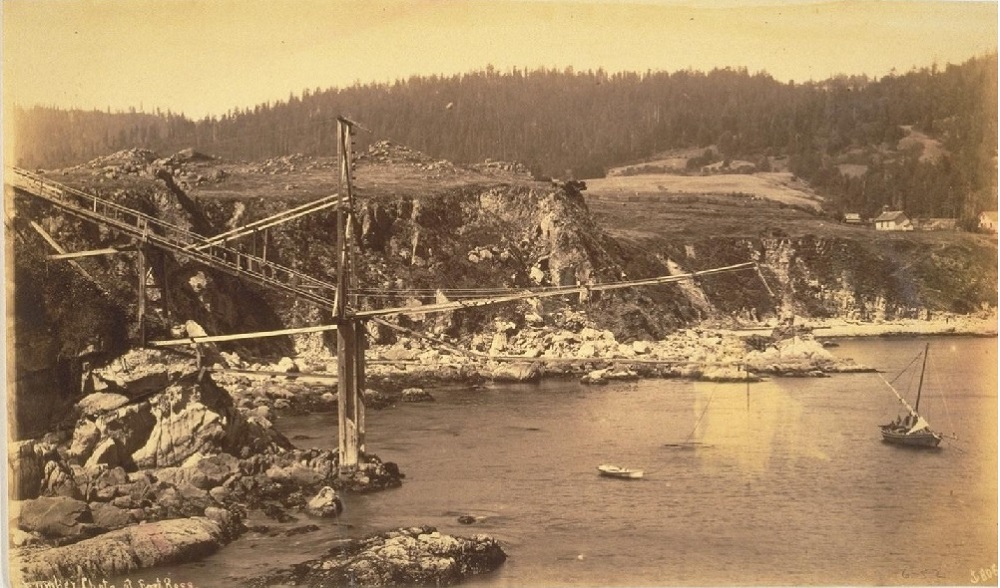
878;342;943;448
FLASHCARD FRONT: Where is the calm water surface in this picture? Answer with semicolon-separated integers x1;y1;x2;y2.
151;337;997;586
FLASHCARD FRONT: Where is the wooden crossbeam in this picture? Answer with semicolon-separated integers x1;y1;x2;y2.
29;221;98;283
186;194;344;251
147;323;339;347
49;247;134;260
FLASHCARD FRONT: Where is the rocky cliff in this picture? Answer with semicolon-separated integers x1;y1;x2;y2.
8;143;997;438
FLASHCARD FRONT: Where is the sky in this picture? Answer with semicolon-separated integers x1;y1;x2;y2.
2;0;997;120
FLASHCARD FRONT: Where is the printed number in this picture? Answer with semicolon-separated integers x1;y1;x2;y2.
971;563;998;584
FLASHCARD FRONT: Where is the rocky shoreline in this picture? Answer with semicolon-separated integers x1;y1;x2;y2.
808;313;998;338
9;313;995;586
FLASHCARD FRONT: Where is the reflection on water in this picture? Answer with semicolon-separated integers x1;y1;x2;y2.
145;337;996;587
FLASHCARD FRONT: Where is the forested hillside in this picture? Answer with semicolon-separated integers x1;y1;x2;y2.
11;53;997;223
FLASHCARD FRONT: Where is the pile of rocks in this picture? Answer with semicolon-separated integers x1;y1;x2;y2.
246;153;333;175
9;353;404;583
364;313;866;383
82;148;159;178
469;159;533;178
361;140;435;166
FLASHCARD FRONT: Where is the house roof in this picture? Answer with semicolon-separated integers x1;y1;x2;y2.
873;210;908;223
917;218;957;230
980;211;999;222
843;212;861;219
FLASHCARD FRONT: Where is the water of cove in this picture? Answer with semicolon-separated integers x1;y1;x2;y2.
140;336;997;586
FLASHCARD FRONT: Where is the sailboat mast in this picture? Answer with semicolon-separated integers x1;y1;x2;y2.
914;342;930;412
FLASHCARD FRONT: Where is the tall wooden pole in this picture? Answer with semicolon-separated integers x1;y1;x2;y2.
137;250;147;346
914;342;930;413
336;117;365;475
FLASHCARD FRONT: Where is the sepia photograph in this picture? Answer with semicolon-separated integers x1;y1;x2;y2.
2;1;997;586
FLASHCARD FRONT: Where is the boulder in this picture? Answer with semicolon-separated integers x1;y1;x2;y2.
75;392;129;417
99;402;157;458
266;462;324;487
155;483;213;518
89;502;133;532
13;515;237;584
489;363;542;383
401;387;435;402
131;373;292;469
87;466;129;502
131;393;228;469
275;356;300;373
605;367;640;381
209;485;232;504
203;506;243;537
68;420;102;463
156;452;241;491
84;438;125;469
580;369;610;385
10;528;42;548
15;496;95;542
305;486;344;518
632;341;652;355
41;460;80;499
190;453;241;490
92;348;177;397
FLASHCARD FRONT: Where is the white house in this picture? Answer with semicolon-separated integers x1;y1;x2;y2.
873;210;913;231
979;211;998;233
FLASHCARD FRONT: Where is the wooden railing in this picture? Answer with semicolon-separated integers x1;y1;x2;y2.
9;167;338;309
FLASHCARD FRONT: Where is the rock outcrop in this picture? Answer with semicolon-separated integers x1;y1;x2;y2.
14;512;242;585
249;526;506;587
66;369;294;470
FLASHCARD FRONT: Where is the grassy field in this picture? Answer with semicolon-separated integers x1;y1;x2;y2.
584;181;995;248
585;171;823;210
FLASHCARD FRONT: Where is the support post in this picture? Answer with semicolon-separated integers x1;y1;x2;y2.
137;250;147;346
335;117;365;476
162;254;170;322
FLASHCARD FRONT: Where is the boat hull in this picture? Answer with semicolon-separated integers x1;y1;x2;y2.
597;465;644;479
880;428;943;448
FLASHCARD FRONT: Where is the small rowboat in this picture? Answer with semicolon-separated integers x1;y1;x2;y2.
597;464;644;479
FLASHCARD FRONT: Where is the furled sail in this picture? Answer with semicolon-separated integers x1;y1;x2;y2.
877;374;919;417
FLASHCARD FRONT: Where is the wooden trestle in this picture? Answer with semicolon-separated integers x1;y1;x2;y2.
9;118;768;479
